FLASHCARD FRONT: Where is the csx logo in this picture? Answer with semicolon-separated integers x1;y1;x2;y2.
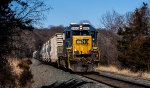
76;39;89;45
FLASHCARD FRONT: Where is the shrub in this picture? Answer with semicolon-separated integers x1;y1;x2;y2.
19;70;33;87
18;59;33;87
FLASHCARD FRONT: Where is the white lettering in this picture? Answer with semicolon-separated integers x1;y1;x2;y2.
71;27;79;30
83;27;89;30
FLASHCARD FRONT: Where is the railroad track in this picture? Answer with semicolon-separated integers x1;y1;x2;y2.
40;60;150;88
78;72;150;88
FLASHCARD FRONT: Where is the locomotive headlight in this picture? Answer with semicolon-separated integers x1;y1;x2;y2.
80;25;82;30
74;49;79;55
74;49;77;51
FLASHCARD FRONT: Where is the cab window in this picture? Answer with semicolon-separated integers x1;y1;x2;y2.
73;31;80;35
66;31;70;38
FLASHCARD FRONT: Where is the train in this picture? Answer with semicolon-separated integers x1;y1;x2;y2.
33;23;100;72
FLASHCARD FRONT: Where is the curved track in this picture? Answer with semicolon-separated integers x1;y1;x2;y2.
78;72;150;88
36;59;150;88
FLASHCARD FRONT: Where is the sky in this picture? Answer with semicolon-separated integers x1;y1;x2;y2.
41;0;150;28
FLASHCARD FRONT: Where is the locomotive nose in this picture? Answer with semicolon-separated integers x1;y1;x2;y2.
73;36;92;55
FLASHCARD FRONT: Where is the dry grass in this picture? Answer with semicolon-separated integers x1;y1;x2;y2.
7;57;32;88
97;65;150;80
142;72;150;79
8;58;23;77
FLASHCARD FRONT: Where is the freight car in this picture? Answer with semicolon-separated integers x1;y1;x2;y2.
33;23;100;72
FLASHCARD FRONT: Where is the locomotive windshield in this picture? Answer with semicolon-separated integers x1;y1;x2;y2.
72;30;90;36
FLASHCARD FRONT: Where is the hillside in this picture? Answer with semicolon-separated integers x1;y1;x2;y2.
20;26;64;57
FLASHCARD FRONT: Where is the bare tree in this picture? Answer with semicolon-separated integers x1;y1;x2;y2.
101;10;125;33
0;0;50;86
0;0;50;58
10;0;51;28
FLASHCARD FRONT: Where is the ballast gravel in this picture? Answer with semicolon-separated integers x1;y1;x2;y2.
98;71;150;87
30;58;111;88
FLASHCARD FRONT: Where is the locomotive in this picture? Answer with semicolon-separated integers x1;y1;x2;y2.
33;23;100;72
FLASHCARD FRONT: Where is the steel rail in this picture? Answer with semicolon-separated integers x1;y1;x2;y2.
78;72;150;88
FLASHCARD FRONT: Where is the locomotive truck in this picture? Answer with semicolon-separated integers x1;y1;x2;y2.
33;23;100;72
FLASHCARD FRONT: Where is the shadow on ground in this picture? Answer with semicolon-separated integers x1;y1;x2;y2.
41;78;93;88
